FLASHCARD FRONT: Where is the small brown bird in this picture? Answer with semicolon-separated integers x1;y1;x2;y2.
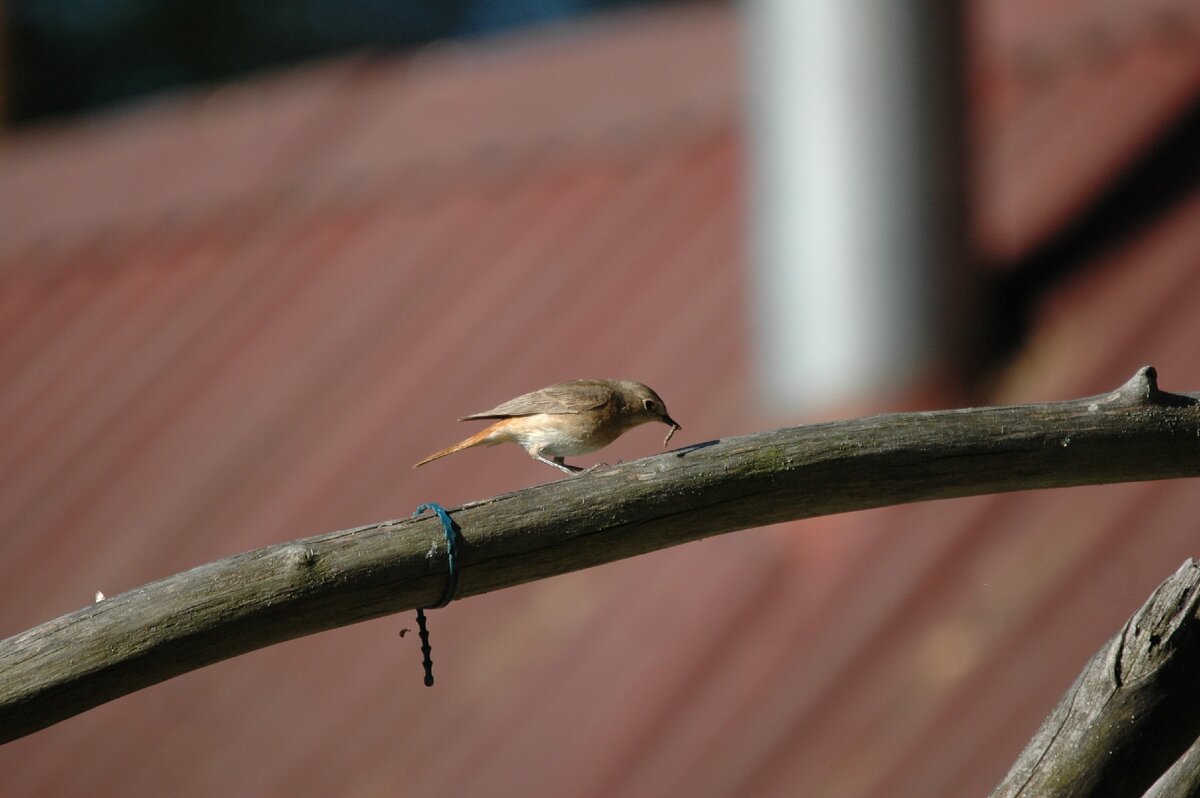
413;379;681;475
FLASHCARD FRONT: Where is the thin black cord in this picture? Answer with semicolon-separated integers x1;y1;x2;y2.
410;502;460;686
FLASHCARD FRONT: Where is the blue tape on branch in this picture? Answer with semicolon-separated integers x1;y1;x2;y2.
414;502;460;609
411;502;461;687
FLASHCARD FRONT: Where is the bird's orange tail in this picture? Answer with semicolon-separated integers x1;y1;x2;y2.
412;424;504;468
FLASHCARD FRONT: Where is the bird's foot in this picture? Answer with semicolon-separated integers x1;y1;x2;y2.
538;455;584;475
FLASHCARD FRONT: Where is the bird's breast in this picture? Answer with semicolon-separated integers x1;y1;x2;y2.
505;412;627;457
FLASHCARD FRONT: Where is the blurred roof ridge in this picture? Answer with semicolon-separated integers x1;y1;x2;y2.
0;3;738;260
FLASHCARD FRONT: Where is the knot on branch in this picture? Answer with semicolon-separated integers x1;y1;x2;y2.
283;545;321;572
1109;366;1161;405
1100;366;1198;409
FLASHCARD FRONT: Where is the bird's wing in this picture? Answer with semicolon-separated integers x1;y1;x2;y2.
459;380;614;420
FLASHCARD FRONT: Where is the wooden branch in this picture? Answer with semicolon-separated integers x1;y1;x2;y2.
1144;734;1200;798
2;366;1198;743
990;559;1200;798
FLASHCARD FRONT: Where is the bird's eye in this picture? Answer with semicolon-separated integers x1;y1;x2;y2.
643;399;657;412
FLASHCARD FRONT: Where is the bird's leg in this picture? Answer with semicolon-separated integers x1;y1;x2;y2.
557;456;611;473
536;454;583;475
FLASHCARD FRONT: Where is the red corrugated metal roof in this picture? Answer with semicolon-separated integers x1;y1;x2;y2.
970;0;1200;258
1;3;1199;797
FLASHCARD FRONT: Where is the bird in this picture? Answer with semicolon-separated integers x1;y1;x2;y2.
413;379;681;475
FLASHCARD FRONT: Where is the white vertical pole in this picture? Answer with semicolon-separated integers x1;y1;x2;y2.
744;0;969;413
